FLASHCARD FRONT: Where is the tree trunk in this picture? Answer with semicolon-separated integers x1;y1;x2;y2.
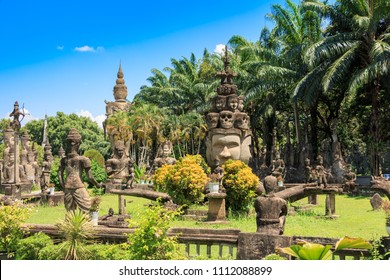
370;81;381;176
310;101;319;160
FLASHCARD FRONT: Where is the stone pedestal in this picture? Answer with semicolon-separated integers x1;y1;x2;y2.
40;191;64;206
308;194;318;205
236;233;292;260
0;183;21;199
206;192;227;222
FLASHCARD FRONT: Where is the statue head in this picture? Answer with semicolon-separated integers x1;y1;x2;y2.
227;95;239;111
66;128;82;154
214;96;226;111
316;155;323;165
206;113;219;129
114;140;126;158
219;111;235;129
161;141;172;157
235;112;250;130
238;96;244;111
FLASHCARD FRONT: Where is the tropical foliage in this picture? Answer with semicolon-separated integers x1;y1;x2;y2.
0;202;32;258
127;202;186;260
222;160;260;214
153;154;209;206
277;236;372;260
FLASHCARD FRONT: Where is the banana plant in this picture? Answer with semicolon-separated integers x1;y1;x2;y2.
277;236;372;260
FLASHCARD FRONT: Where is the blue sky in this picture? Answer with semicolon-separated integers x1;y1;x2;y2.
0;0;287;127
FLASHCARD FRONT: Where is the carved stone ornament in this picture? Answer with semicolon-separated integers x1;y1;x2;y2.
219;111;235;129
206;112;219;129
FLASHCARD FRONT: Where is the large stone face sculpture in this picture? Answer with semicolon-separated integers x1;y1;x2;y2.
205;47;252;170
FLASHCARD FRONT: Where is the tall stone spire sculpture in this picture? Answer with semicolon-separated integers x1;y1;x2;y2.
42;114;48;147
103;63;132;146
102;63;134;191
205;46;252;170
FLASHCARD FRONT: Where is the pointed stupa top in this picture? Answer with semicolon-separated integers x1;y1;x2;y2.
113;62;128;102
216;46;237;86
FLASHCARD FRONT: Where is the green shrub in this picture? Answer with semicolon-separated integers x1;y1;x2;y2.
84;149;105;167
153;154;208;206
263;253;287;260
127;202;186;260
16;232;53;260
82;159;107;186
86;243;128;260
50;156;62;190
222;160;260;215
38;244;64;260
0;202;32;258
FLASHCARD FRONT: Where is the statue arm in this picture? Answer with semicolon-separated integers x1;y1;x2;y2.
58;159;65;188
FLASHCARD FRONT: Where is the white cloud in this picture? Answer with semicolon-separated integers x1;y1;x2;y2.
74;45;104;53
214;44;226;55
57;45;64;51
77;110;105;129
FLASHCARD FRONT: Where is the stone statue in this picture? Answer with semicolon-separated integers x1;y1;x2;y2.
152;141;176;171
3;151;15;183
271;152;285;178
58;128;101;212
40;140;53;193
205;46;252;171
105;140;135;187
103;64;132;151
254;188;288;235
343;164;356;193
304;158;315;183
8;101;25;131
315;155;328;187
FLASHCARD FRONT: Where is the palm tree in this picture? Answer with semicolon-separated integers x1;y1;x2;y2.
303;0;390;175
229;0;324;166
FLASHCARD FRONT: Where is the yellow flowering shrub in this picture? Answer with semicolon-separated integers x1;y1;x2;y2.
222;159;260;214
153;155;209;206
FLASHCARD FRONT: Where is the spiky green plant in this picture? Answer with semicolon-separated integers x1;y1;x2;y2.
56;210;96;260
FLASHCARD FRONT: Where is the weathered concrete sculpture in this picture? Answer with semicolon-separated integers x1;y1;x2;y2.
152;141;176;172
59;128;101;212
103;64;132;148
205;46;252;170
254;191;288;235
343;164;356;193
315;155;328;187
40;140;53;193
105;140;135;189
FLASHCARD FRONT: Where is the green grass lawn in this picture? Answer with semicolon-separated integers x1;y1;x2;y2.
26;193;388;240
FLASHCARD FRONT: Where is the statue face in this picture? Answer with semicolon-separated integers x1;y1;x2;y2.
238;98;244;111
206;113;219;129
235;113;249;130
228;96;238;111
162;144;171;157
215;96;226;111
117;149;124;158
210;134;241;165
219;111;235;129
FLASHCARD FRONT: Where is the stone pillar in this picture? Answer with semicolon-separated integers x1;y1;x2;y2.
207;192;227;222
308;194;318;205
325;193;336;216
